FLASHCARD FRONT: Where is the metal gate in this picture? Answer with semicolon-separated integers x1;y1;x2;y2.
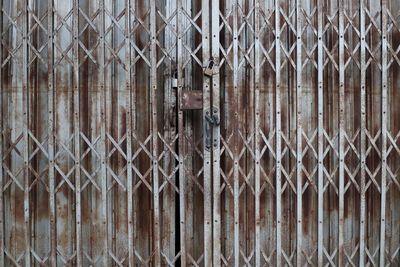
1;0;400;266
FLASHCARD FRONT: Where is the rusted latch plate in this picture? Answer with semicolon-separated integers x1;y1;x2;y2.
180;90;203;110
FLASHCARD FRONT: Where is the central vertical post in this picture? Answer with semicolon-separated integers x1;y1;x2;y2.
202;0;212;265
211;0;221;265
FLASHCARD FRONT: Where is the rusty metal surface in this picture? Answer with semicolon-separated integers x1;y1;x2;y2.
0;0;400;266
179;90;203;110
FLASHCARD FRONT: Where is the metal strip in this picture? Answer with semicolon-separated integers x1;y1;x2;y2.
131;0;137;261
380;1;388;265
202;0;212;264
295;0;303;264
124;0;134;265
359;0;367;265
338;0;345;265
47;0;56;265
211;0;221;264
99;0;108;265
183;0;195;261
233;0;240;265
161;0;176;260
23;0;31;265
0;0;4;264
275;0;282;265
254;0;261;265
317;0;324;264
72;0;82;264
177;0;187;265
10;0;19;259
149;1;161;265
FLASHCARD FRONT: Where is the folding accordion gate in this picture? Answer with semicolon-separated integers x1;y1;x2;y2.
1;0;400;266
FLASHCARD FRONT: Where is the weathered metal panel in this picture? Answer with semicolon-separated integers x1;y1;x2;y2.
179;90;203;110
1;0;400;266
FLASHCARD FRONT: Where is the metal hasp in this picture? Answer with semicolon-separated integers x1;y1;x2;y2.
205;108;219;150
180;90;203;110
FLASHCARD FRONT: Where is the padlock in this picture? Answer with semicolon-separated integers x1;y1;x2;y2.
204;58;214;76
172;78;178;88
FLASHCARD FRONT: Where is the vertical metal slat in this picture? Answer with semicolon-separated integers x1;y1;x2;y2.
317;0;324;264
72;0;82;264
131;0;138;262
359;0;367;265
149;1;161;265
338;0;345;265
254;0;261;265
380;1;388;265
232;0;240;265
211;0;221;264
125;0;134;265
177;0;187;265
47;0;56;265
202;0;212;265
275;0;282;265
0;0;4;264
23;0;30;265
295;0;303;264
99;0;108;265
